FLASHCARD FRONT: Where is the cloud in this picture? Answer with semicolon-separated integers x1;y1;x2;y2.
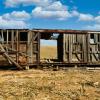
85;24;100;30
2;10;30;21
71;11;95;22
32;7;71;20
5;0;52;7
71;10;80;16
70;11;94;21
95;16;100;23
44;1;68;11
0;10;30;29
4;0;98;21
78;13;94;21
0;16;27;29
4;0;100;24
82;15;100;30
32;1;71;20
5;0;71;20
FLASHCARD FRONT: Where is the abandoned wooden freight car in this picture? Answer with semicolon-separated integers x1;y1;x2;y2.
0;29;100;69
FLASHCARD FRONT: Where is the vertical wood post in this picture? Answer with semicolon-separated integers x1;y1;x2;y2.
37;32;40;66
69;34;72;63
87;34;90;63
1;30;4;44
6;30;9;52
16;30;19;63
83;34;87;63
63;34;66;61
27;31;36;64
11;30;14;49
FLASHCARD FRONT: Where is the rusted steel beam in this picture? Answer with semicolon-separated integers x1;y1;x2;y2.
32;29;87;34
32;29;100;34
1;29;100;33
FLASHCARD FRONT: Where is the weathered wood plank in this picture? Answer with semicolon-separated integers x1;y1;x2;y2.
16;30;19;63
11;30;14;49
87;34;90;62
83;34;87;62
0;43;23;69
27;31;33;63
69;34;72;63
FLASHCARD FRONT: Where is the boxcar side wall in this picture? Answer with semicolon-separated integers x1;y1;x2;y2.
63;33;100;65
63;33;84;63
0;29;100;68
87;33;100;64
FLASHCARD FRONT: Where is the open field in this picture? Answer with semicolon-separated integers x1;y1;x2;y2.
0;69;100;100
0;46;100;100
40;46;57;59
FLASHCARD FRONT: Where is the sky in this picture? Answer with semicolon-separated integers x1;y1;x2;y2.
0;0;100;45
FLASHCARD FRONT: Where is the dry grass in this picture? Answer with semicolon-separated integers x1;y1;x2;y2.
0;69;100;100
40;46;57;59
0;46;100;100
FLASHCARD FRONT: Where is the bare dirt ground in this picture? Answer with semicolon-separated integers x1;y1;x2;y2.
0;46;100;100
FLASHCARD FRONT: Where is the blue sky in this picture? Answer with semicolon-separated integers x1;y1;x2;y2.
0;0;100;30
0;0;100;45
